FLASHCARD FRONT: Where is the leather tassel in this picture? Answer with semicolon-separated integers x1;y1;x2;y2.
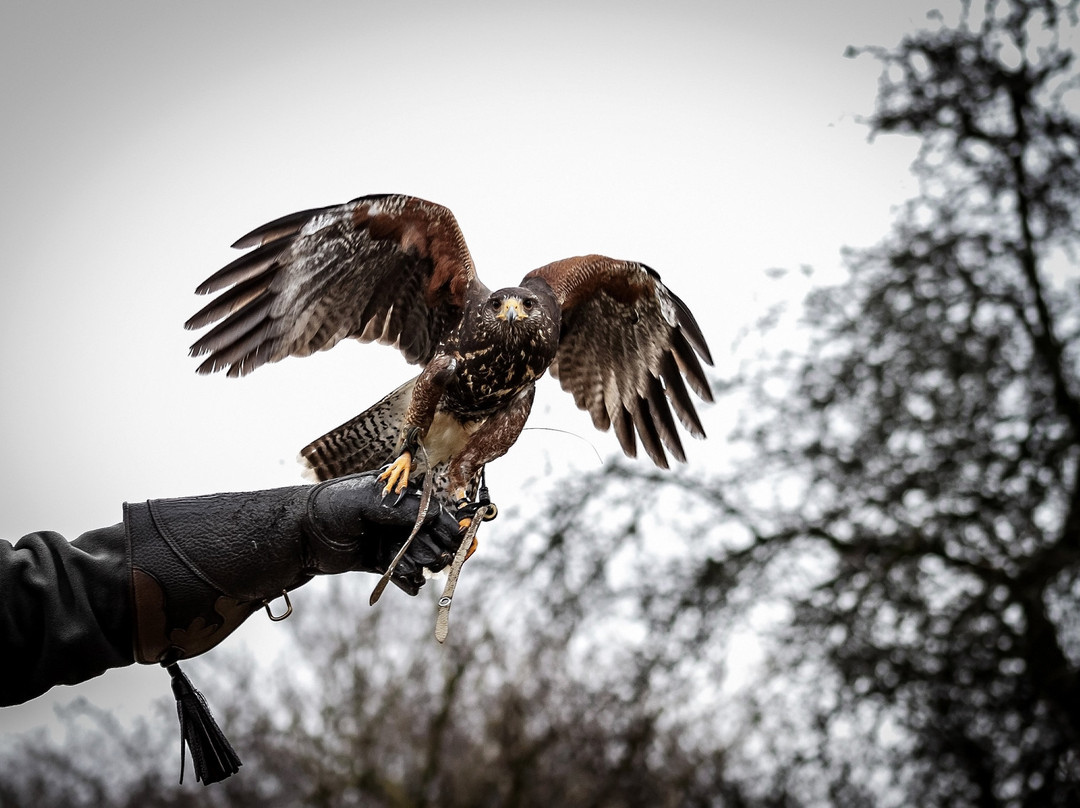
166;662;242;784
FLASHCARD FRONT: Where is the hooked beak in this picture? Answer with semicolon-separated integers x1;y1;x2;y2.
497;297;526;322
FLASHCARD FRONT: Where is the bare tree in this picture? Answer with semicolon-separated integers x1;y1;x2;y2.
515;0;1080;803
554;0;1080;804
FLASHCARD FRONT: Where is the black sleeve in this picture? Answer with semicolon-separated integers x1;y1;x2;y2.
0;524;134;706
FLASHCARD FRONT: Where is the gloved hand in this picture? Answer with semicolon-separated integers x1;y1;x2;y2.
126;471;462;664
303;473;459;585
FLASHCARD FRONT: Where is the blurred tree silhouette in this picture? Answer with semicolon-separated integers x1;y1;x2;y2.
508;0;1080;802
2;1;1079;806
0;579;760;807
622;0;1080;803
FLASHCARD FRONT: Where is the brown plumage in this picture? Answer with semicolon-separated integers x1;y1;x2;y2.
186;194;713;509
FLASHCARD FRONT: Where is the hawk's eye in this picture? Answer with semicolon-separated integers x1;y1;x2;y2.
489;298;502;311
523;298;535;310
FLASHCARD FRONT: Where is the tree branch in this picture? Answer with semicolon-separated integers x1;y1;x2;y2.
1005;71;1080;437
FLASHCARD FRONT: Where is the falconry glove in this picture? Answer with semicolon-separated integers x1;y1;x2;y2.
121;470;464;783
126;471;462;666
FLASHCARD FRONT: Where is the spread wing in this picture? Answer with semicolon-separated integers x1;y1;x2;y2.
185;194;485;377
522;255;713;468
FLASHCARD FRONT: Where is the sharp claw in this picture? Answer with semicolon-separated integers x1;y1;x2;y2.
378;451;413;496
371;465;433;605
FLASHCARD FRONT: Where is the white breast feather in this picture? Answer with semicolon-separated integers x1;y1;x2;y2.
424;411;484;466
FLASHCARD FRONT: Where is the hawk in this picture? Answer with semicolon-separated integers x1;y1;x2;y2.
185;194;713;530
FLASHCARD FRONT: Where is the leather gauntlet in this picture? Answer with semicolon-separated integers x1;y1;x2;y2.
126;473;462;664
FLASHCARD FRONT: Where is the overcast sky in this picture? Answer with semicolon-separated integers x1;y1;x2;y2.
1;0;936;739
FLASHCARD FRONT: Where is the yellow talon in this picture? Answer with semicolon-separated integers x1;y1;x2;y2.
378;451;413;495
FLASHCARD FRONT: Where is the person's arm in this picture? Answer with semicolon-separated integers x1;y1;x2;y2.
1;472;462;706
0;523;133;705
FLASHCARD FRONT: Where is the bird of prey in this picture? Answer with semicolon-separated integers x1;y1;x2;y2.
185;194;713;533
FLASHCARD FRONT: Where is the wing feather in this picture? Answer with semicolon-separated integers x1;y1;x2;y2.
190;291;274;369
659;352;705;437
194;239;291;296
523;255;712;468
230;206;329;250
186;272;274;330
670;329;712;401
645;373;685;463
630;393;668;469
613;404;637;460
185;194;482;376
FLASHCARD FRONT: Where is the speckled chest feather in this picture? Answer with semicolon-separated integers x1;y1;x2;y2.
440;300;559;418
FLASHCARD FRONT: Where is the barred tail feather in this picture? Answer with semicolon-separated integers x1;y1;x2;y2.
299;377;418;481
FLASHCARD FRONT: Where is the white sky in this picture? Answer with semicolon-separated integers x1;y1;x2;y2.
1;0;933;741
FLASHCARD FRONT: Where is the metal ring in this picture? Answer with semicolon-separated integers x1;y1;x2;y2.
264;590;293;622
438;596;452;607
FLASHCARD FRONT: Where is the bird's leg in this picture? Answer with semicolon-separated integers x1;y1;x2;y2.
380;356;457;498
446;385;530;552
379;426;421;497
379;452;412;495
453;467;497;560
453;488;480;560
